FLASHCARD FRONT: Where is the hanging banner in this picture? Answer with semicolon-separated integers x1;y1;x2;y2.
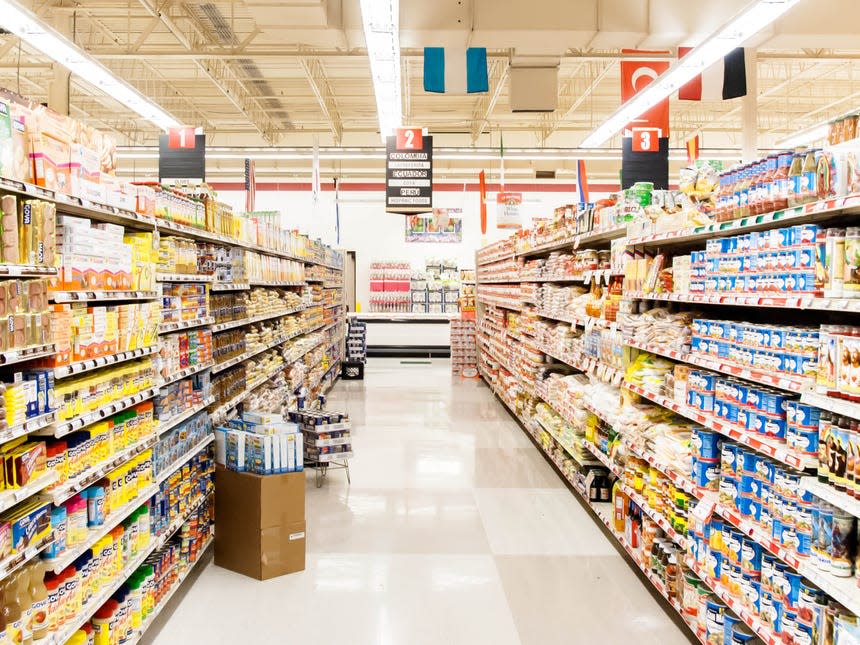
619;52;670;136
405;209;463;243
496;191;522;230
244;158;256;212
159;131;205;183
479;170;488;235
386;128;433;214
312;138;321;202
620;51;670;190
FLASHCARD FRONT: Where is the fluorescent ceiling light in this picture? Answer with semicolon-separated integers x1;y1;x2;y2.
359;0;401;142
580;0;801;148
0;0;180;130
776;124;829;148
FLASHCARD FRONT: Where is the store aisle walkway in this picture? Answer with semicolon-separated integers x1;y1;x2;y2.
147;359;694;645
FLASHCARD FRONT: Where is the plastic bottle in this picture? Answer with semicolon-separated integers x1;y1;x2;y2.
2;579;23;645
13;571;32;645
0;584;9;645
773;152;792;211
844;227;860;299
801;148;819;204
788;149;806;207
736;165;751;219
127;574;143;631
27;563;48;641
43;575;60;634
91;605;112;645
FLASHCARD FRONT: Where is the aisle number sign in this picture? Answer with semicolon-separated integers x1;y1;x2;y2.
168;126;197;149
631;127;661;153
386;128;433;214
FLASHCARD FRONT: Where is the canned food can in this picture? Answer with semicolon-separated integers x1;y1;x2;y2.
719;476;739;508
693;428;723;460
741;538;763;575
721;443;738;475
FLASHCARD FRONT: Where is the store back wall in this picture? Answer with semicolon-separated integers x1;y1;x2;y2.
214;186;604;310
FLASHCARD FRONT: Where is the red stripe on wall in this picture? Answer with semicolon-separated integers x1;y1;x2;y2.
209;182;627;193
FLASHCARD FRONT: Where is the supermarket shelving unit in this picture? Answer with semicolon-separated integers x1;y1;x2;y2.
0;172;348;643
476;195;860;643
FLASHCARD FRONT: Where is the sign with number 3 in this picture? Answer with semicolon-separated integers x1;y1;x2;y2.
632;128;660;152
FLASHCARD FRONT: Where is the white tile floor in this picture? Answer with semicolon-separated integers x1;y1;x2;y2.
146;359;695;645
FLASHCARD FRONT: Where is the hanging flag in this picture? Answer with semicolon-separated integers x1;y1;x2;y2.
312;138;321;202
424;47;489;94
244;158;256;212
577;160;590;203
334;177;340;246
620;51;670;135
499;131;505;189
678;47;747;101
479;170;487;235
686;135;700;164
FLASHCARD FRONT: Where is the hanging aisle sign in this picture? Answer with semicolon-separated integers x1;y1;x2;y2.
386;128;433;214
496;191;522;229
159;127;206;183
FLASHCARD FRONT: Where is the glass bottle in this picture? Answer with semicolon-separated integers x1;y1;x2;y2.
788;149;806;207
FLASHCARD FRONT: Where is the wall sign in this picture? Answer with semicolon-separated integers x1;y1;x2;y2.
386;129;433;214
405;209;463;243
496;191;522;229
159;132;205;183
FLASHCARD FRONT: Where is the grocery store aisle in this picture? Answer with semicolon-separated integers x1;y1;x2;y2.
146;359;693;645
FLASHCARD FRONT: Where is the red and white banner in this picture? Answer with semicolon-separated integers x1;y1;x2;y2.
620;51;670;136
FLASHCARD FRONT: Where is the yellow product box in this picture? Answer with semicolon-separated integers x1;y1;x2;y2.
0;498;50;553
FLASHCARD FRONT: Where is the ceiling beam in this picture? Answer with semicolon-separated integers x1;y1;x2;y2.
539;61;613;144
470;60;508;144
298;56;343;145
136;0;281;143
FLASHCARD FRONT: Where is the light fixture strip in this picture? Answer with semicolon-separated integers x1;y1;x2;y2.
0;0;180;130
581;0;802;148
359;0;402;141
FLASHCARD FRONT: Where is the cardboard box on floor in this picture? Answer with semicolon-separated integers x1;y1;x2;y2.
214;464;307;580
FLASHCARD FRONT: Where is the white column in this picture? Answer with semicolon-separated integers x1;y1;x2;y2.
47;11;72;116
742;48;758;163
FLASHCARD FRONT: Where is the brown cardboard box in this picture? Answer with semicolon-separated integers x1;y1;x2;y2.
214;465;307;580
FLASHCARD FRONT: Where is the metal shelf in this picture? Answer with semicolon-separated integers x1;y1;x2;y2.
38;387;158;438
50;290;158;303
156;398;214;436
155;435;215;485
211;282;250;291
54;346;158;379
158;316;215;335
156;273;216;283
38;435;158;506
0;343;56;366
159;361;214;387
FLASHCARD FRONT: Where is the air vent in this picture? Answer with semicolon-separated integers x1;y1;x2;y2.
535;170;556;180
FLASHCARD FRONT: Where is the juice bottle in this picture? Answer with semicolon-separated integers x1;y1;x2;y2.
2;579;23;645
788;149;806;207
761;154;778;215
749;160;764;215
801;148;819;204
0;585;8;645
736;165;751;219
773;152;793;211
27;564;47;642
14;571;32;645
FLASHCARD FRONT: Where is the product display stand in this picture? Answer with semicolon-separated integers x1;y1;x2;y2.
477;182;860;644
